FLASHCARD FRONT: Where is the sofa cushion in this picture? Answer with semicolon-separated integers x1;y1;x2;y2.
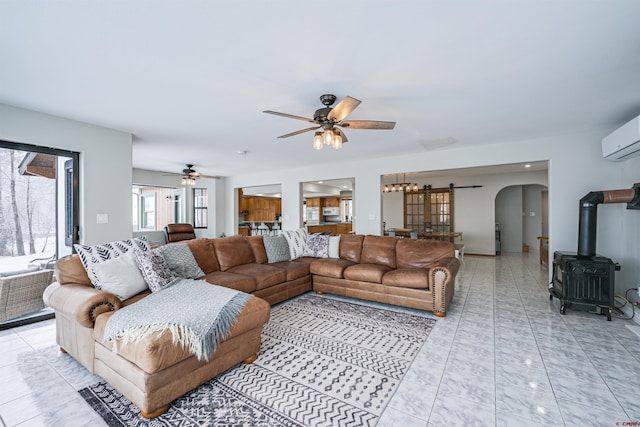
343;264;392;284
361;235;398;269
55;255;92;286
200;271;256;293
339;234;365;263
396;239;454;269
263;235;291;263
212;235;256;271
292;256;318;265
89;251;149;300
93;296;270;374
186;238;219;273
281;228;308;260
74;236;150;288
133;249;178;292
157;243;205;279
382;269;429;289
227;263;287;290
310;258;356;279
270;261;310;281
246;235;268;264
302;233;329;258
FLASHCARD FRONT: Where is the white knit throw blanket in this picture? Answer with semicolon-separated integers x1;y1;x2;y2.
102;279;251;361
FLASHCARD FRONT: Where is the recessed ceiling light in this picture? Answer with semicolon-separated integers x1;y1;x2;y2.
237;150;248;155
525;164;531;168
318;181;323;184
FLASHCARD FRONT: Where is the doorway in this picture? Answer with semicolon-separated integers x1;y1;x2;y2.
0;141;79;328
495;184;548;253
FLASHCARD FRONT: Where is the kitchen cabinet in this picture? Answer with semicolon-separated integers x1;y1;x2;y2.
322;197;340;207
306;198;321;207
243;197;279;221
307;224;335;234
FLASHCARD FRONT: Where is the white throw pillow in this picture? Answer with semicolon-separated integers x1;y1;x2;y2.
74;236;150;288
281;228;308;260
328;235;341;258
88;251;148;300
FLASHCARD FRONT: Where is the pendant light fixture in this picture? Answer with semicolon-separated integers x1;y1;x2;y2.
382;173;418;193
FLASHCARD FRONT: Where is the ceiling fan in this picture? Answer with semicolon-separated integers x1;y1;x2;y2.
165;164;220;185
263;94;396;150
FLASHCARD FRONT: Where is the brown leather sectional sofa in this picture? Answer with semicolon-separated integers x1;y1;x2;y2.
43;233;459;418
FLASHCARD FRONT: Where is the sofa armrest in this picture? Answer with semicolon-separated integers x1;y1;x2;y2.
428;257;460;317
44;282;122;328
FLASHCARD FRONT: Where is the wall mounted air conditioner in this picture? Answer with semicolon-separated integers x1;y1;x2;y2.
602;115;640;160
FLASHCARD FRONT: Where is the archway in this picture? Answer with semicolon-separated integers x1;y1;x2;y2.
495;184;548;254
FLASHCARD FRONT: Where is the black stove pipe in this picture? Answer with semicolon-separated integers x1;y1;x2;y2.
577;185;640;258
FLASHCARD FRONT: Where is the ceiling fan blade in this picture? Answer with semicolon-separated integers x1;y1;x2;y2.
263;110;316;124
199;174;222;179
328;96;361;122
335;128;349;143
340;120;396;130
277;126;320;138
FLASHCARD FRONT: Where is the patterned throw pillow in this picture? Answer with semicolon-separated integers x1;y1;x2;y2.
134;249;179;292
157;243;205;279
74;237;150;289
86;251;148;300
281;228;308;260
263;235;291;263
328;235;341;258
302;233;330;258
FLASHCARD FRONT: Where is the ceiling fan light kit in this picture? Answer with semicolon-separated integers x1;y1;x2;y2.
264;94;395;150
182;176;196;186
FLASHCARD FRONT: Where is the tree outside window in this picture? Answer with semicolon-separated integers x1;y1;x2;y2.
194;188;208;228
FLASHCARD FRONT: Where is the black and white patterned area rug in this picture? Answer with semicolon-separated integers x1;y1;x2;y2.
79;293;436;426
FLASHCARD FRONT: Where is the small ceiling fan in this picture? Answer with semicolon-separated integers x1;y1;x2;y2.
263;94;396;149
165;164;220;185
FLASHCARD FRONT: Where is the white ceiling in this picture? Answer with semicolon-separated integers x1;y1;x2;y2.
2;1;640;178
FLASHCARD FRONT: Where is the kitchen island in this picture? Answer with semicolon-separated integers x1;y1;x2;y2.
307;222;352;235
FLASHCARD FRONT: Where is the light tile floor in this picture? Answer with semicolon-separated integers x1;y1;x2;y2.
0;253;639;426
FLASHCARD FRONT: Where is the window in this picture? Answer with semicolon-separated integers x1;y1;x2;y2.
141;193;156;230
132;185;182;231
193;188;208;228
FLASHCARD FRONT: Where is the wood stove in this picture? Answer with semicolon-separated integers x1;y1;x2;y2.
549;184;639;320
551;251;618;320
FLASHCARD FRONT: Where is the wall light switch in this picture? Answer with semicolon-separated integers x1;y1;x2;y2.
368;214;375;220
96;214;109;224
530;212;536;217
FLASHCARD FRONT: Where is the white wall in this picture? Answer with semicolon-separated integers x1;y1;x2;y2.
382;191;404;230
0;103;132;245
496;186;523;253
523;185;546;253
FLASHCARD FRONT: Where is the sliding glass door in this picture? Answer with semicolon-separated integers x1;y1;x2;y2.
0;140;79;327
